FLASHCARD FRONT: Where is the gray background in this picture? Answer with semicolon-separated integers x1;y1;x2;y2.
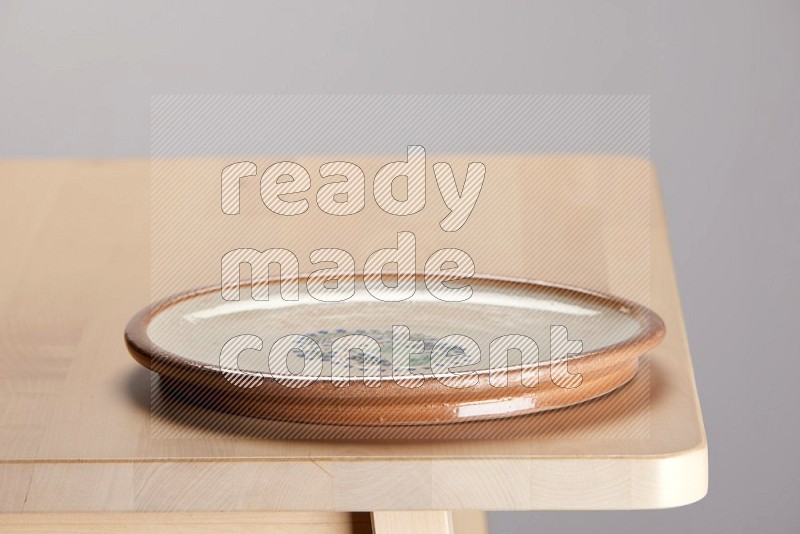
1;0;798;532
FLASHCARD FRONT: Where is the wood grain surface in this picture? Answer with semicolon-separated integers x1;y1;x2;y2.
0;158;707;518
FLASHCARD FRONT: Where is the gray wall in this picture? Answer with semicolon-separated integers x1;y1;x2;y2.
1;1;798;532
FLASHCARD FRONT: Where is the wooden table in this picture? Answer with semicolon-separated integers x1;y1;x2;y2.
0;158;707;532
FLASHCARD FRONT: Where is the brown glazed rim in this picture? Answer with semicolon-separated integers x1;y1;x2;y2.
124;274;666;425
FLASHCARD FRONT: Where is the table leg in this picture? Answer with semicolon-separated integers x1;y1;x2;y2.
370;511;487;534
452;511;489;534
371;511;453;534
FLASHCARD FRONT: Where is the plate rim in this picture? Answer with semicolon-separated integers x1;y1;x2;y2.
125;273;665;381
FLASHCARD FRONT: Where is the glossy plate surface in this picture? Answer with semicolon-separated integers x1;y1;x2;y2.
125;275;665;425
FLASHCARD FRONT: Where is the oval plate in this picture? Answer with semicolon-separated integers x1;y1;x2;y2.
125;275;664;426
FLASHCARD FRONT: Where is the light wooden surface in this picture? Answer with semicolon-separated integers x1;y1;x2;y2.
0;512;373;533
0;511;485;534
0;158;707;527
372;511;453;534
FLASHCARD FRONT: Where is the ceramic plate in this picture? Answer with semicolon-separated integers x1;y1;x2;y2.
125;275;664;426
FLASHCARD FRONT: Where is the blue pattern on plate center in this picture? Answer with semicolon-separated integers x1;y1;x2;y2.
286;329;473;374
